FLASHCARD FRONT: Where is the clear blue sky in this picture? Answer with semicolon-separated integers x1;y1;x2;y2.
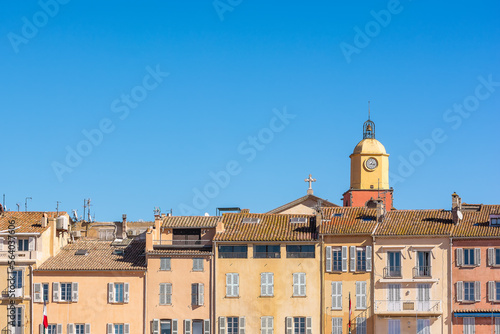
1;0;499;221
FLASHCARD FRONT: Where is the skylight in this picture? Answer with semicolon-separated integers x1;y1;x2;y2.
490;215;500;226
242;217;260;224
75;249;88;256
290;217;307;224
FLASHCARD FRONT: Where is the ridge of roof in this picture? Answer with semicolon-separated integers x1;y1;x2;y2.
266;194;338;214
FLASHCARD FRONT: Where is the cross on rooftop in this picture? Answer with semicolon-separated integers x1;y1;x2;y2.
304;174;316;195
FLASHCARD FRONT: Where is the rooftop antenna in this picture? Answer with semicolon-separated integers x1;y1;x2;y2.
16;203;20;212
72;209;79;221
368;100;371;120
56;201;61;215
25;197;32;212
86;198;92;222
2;194;5;210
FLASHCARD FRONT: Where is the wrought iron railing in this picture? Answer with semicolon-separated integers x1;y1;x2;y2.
413;266;431;278
383;266;402;278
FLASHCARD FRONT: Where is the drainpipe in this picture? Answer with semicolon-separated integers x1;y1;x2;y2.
144;266;147;334
213;241;216;334
449;237;453;334
320;235;324;334
30;264;33;334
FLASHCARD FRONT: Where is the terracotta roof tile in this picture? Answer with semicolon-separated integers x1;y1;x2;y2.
319;207;377;235
375;210;454;236
215;213;317;242
0;211;66;233
162;216;221;228
452;204;500;238
37;239;146;271
266;194;338;214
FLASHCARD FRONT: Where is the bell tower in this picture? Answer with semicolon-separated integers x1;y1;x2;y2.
342;111;393;209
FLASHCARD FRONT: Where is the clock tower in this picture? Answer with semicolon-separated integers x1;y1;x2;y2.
342;116;393;209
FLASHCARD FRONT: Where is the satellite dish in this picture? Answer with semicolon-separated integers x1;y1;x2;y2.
457;210;463;220
204;212;209;216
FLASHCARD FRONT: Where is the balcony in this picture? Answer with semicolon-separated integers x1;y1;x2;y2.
413;266;431;278
375;300;442;316
0;251;37;263
383;266;402;278
153;239;212;249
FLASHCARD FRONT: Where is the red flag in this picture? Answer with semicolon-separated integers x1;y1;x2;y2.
43;300;48;329
349;292;352;334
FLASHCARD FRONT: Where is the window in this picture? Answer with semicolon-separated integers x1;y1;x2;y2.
191;283;204;306
43;283;49;302
11;270;23;289
388;319;400;334
417;284;431;311
18;239;29;251
495;318;500;334
356;247;366;271
12;307;22;328
356;281;367;309
226;273;239;297
497;282;500;301
260;316;273;334
331;281;342;310
416;251;431;277
294;317;305;334
159;320;172;334
464;282;475;301
286;245;315;258
254;245;280;258
114;324;124;334
463;317;475;334
61;283;72;301
47;324;57;334
464;249;477;265
286;317;311;334
293;273;306;296
260;273;274;297
490;216;500;226
388;284;401;311
159;283;172;305
160;258;171;271
332;248;342;271
417;319;430;334
356;317;366;334
332;317;342;334
387;251;401;277
218;245;248;258
496;249;500;266
75;324;85;334
114;283;124;303
227;317;239;334
193;258;204;271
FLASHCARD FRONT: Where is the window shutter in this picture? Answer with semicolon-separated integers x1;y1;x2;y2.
85;323;91;334
342;246;348;272
40;324;43;334
488;248;494;266
457;281;463;302
286;317;293;334
172;319;178;334
152;319;160;334
299;273;306;296
233;274;239;297
123;283;129;303
107;323;113;334
331;282;336;309
160;283;166;305
475;248;481;266
268;273;274;296
0;237;3;251
350;246;356;272
261;273;266;296
124;324;130;334
160;258;171;270
338;282;343;309
199;283;204;306
72;282;79;302
166;283;172;304
260;317;266;334
34;283;42;303
29;237;35;251
239;317;245;334
67;324;74;334
57;324;63;334
226;274;232;296
474;281;481;302
191;284;197;305
456;248;463;267
219;317;226;334
185;320;192;334
326;246;332;272
53;282;60;302
204;319;210;334
488;281;495;301
356;281;361;308
361;282;367;309
20;306;24;330
366;246;372;272
495;318;500;334
306;317;312;334
293;273;299;296
109;283;115;303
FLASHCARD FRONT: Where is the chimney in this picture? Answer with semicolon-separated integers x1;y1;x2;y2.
452;193;463;224
41;212;48;228
376;200;385;222
122;214;127;237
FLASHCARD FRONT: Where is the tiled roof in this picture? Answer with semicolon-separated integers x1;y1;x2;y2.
451;204;500;238
37;239;146;271
0;211;66;233
375;210;454;236
162;216;221;228
454;309;500;313
319;207;377;235
215;213;317;242
147;249;213;256
266;194;338;214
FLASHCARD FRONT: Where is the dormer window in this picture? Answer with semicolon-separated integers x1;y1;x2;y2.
242;218;260;224
290;217;307;224
490;215;500;226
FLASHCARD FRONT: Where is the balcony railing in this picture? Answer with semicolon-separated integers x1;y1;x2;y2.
383;266;402;278
254;252;280;259
0;251;37;262
153;239;212;248
375;300;442;314
413;266;431;278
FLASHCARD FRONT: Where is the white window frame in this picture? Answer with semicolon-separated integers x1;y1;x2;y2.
293;273;306;297
193;258;204;271
260;316;273;334
260;273;274;297
356;281;367;310
356;317;366;334
191;283;204;306
159;283;172;305
332;317;342;334
463;317;475;334
331;281;342;310
417;319;430;334
160;257;171;271
226;273;239;297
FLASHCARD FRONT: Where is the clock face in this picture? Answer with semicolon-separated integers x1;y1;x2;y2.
365;158;378;170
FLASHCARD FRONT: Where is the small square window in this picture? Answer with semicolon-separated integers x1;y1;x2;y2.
160;258;171;271
193;258;204;271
